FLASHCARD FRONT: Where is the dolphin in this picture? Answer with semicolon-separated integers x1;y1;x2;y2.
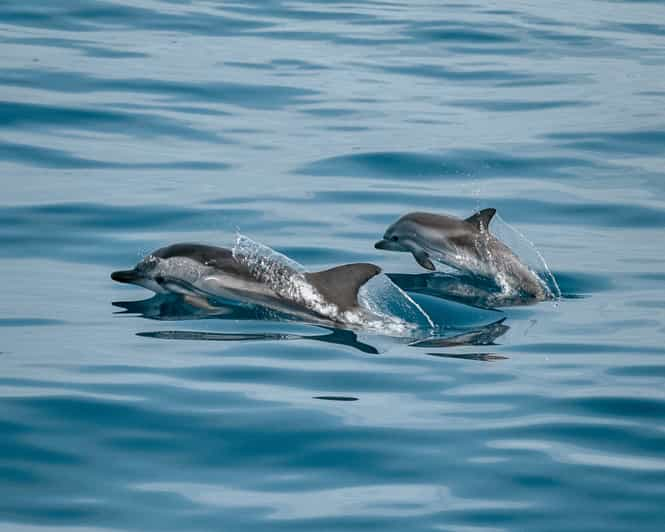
409;318;509;348
111;243;382;325
375;209;549;300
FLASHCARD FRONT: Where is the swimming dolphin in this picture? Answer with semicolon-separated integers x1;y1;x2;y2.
111;243;382;324
375;209;549;300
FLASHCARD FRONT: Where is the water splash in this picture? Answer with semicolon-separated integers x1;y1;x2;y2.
359;274;435;332
233;232;306;274
233;233;433;335
232;233;339;319
491;214;561;301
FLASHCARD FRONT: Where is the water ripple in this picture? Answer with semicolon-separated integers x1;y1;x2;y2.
2;0;665;530
0;140;231;170
1;69;318;110
0;100;225;142
297;150;594;180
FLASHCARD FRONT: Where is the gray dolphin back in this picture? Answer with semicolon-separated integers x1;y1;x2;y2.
153;243;250;277
305;263;381;312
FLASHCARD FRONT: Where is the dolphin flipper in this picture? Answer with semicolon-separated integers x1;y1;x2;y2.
413;249;436;271
183;294;221;311
305;263;381;312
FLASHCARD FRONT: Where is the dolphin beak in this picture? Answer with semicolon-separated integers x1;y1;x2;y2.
374;239;389;250
111;269;141;284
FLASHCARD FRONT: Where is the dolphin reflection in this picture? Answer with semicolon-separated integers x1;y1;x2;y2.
409;318;509;347
136;327;382;355
388;272;545;309
113;294;510;358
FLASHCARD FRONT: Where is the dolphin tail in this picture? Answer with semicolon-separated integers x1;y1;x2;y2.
305;263;381;312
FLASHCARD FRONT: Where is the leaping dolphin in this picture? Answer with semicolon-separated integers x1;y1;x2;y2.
111;243;382;325
374;209;549;300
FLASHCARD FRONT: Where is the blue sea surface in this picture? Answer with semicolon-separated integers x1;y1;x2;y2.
2;1;665;530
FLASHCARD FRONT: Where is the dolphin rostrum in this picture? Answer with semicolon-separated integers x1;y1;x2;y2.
375;209;549;300
111;243;382;325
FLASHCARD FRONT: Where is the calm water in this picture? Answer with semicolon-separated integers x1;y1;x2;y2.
2;1;665;530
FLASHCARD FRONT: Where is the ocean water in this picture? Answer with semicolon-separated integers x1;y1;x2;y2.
2;0;665;530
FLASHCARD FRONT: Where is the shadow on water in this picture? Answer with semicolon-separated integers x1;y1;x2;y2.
115;294;382;355
113;294;510;358
314;396;359;402
137;328;382;356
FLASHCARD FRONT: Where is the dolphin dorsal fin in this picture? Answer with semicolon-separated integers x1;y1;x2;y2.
304;263;381;312
465;208;496;230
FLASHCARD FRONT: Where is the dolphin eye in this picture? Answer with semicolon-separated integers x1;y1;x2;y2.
390;236;399;241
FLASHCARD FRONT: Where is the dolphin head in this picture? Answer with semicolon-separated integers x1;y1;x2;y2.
112;243;246;295
374;218;415;253
111;254;168;293
375;213;460;270
375;210;498;272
